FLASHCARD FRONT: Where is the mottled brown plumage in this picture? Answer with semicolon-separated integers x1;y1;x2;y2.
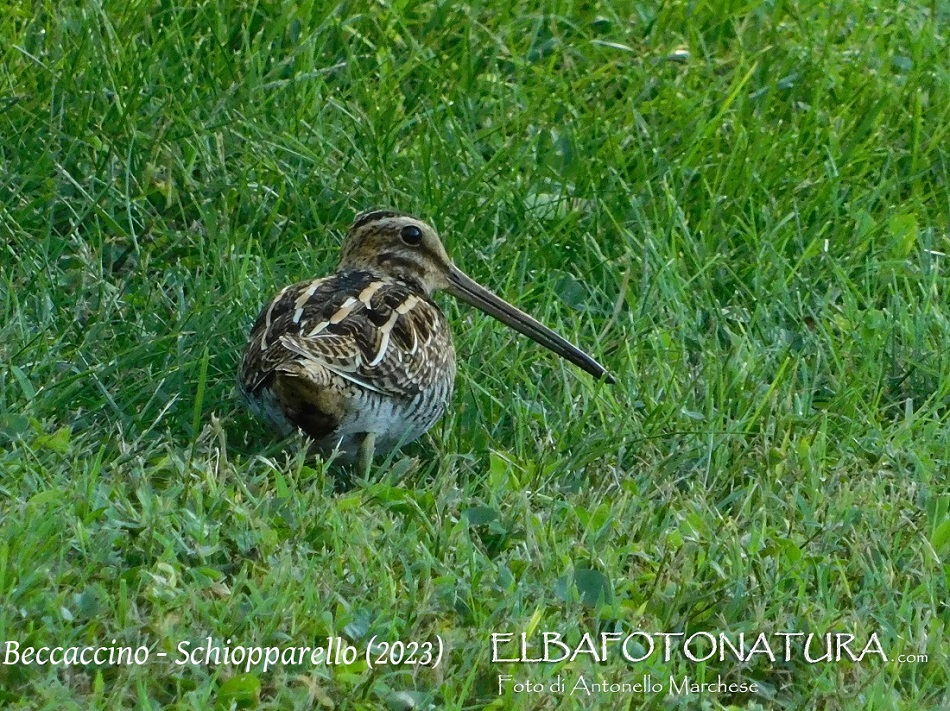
239;210;612;469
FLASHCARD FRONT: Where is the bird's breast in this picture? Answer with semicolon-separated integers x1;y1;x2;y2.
335;351;456;457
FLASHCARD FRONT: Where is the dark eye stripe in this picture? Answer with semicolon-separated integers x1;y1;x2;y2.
377;252;420;273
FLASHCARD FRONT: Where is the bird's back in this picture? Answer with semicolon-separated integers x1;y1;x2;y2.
239;269;457;459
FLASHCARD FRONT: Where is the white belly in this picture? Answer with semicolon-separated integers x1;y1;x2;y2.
328;381;454;460
238;371;455;463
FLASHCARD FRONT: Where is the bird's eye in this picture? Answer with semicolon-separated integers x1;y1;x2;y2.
400;225;423;246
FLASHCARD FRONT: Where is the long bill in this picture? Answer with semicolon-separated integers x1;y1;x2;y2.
446;266;615;384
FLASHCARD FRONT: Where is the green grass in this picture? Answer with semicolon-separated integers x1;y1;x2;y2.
2;0;948;708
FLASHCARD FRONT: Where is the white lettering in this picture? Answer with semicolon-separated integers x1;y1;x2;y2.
746;633;776;661
804;633;832;663
491;634;515;662
621;632;654;662
683;632;716;662
776;632;803;661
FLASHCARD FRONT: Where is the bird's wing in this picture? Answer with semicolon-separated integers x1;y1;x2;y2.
239;270;452;400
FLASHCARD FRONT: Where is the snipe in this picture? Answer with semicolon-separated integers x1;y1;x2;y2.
238;210;613;472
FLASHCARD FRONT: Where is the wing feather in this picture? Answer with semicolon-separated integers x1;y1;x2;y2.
239;270;453;400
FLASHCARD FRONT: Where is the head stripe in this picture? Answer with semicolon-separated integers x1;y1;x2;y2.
351;209;409;232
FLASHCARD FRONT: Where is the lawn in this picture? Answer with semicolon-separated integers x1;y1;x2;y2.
1;0;948;708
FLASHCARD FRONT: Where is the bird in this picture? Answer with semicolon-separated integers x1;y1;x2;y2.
238;209;613;474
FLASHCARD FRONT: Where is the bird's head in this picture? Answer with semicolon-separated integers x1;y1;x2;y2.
339;210;453;294
338;209;615;383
